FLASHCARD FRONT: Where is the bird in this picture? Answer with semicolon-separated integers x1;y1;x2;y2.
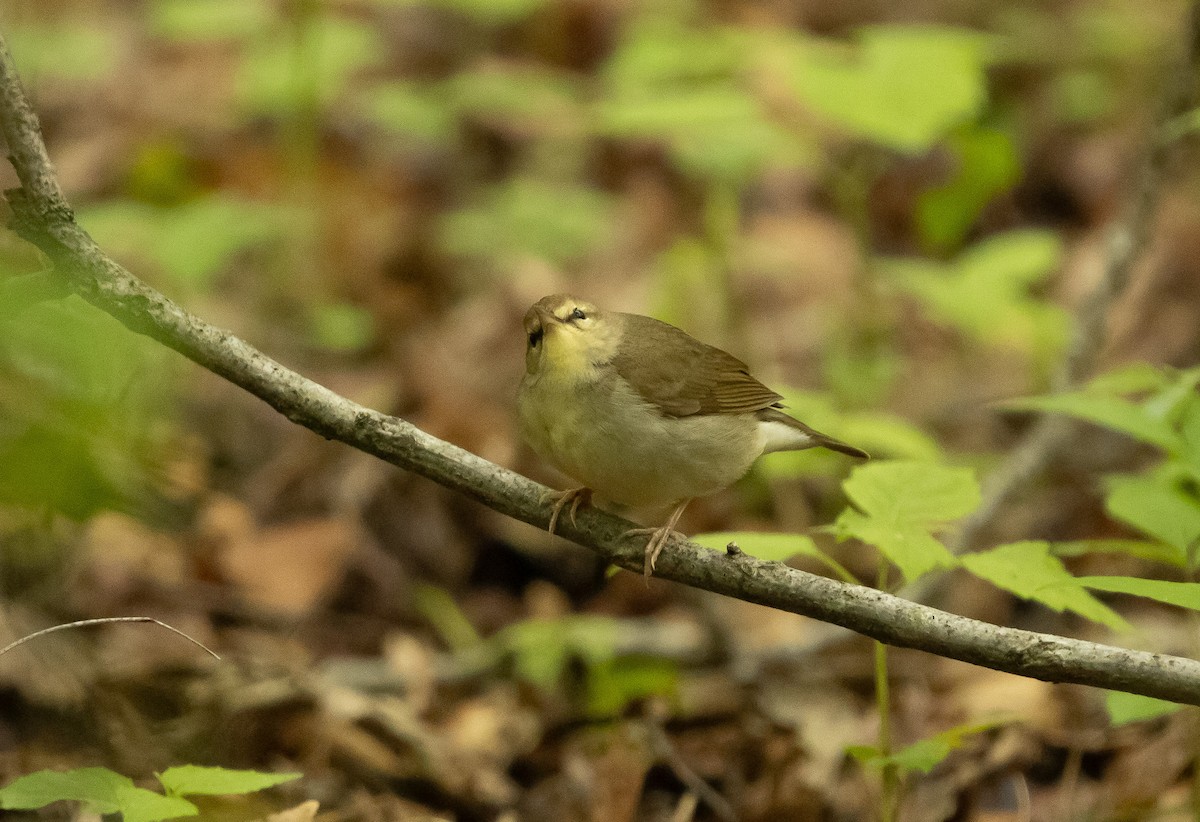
517;294;868;577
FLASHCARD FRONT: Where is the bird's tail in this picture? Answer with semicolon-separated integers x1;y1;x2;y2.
756;408;869;459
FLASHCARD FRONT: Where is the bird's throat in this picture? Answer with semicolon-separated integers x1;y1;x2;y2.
538;325;617;385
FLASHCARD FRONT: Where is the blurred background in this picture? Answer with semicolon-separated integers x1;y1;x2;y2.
1;0;1199;819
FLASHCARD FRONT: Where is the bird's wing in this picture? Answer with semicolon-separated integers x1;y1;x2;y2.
610;314;783;417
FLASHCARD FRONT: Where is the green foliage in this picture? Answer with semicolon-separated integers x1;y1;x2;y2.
497;615;619;689
833;461;977;582
596;22;816;185
1011;364;1200;567
0;766;299;822
6;23;119;82
381;0;553;25
1075;576;1200;611
361;66;583;147
585;656;679;718
309;303;375;352
1104;471;1200;566
1053;538;1186;569
359;81;457;146
916;124;1021;253
447;65;583;133
413;584;483;650
1052;69;1119;124
79;196;284;293
440;178;615;267
484;615;677;716
1006;365;1200;458
783;26;991;154
960;542;1127;629
0;298;171;519
886;230;1067;363
0;768;195;822
761;392;941;479
155;766;301;797
149;0;273;42
1105;690;1182;725
849;721;1000;776
238;17;384;117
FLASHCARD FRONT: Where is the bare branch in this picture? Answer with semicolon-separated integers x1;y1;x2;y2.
2;31;1200;705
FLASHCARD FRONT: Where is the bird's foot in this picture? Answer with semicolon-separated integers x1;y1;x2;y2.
626;499;692;578
544;487;592;534
625;525;680;578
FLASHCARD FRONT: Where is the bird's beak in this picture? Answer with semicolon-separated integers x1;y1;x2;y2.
532;304;557;327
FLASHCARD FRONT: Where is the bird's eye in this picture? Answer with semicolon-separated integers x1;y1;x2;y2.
528;327;543;348
568;307;586;322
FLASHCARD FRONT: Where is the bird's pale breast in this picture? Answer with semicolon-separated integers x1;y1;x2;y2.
518;368;764;508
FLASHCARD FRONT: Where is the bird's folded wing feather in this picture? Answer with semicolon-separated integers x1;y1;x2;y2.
610;314;783;417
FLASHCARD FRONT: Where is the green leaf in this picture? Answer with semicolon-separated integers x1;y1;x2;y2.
447;65;582;131
497;616;620;690
1105;473;1200;560
1179;395;1200;473
1005;365;1200;456
358;81;456;145
390;0;552;25
238;19;384;116
1053;539;1187;569
602;23;749;97
785;26;990;153
761;392;927;478
0;297;171;519
887;230;1067;361
150;0;273;42
843;461;979;524
1105;690;1182;725
917;125;1021;252
833;461;976;581
0;768;198;822
595;85;761;138
310;303;375;352
1086;362;1174;395
837;511;958;581
440;178;615;265
7;24;120;82
413;584;482;650
157;766;300;798
1076;576;1200;611
962;542;1128;629
586;657;678;718
597;24;816;183
79;196;283;292
850;721;1000;775
1005;394;1180;453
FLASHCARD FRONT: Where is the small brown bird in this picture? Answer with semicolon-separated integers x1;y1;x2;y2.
517;294;867;576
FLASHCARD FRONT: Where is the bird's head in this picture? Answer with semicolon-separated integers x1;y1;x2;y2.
522;294;618;379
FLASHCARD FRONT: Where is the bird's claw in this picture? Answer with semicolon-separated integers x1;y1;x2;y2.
545;487;592;534
625;525;677;578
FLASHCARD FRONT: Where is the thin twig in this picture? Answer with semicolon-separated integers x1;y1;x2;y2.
0;617;221;660
3;31;1200;705
644;704;738;822
954;1;1200;552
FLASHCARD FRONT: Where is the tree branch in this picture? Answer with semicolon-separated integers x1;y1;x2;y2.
3;32;1200;706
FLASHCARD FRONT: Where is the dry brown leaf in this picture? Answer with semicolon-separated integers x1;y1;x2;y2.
217;517;360;616
260;800;320;822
